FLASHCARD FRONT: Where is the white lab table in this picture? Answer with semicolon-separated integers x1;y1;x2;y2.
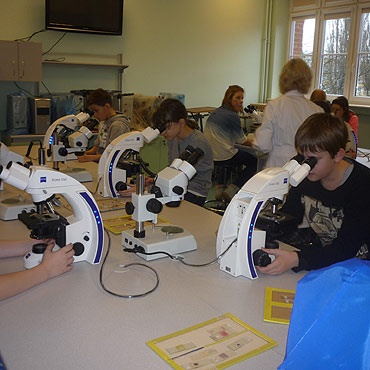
357;147;370;169
0;150;307;370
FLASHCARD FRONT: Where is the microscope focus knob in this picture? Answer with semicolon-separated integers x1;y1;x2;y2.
253;249;272;267
73;242;84;256
172;186;184;195
146;198;163;214
32;243;48;254
125;202;135;215
58;147;68;157
115;181;127;191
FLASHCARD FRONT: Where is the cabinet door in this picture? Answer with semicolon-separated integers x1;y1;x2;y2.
0;41;18;80
18;42;42;81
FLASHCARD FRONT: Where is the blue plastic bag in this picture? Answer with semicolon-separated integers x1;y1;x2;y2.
279;259;370;370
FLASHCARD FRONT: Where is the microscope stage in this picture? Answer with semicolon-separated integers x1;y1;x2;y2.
122;224;197;261
0;195;36;221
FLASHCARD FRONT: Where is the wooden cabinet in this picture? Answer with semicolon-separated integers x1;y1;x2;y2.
0;40;42;82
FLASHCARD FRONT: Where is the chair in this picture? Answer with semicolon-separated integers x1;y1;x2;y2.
204;163;235;215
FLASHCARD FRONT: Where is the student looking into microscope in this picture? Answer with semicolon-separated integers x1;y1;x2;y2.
257;113;370;275
78;88;130;163
119;98;214;207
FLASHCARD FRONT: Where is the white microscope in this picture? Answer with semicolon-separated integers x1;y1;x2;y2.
216;154;317;279
0;161;104;269
122;146;204;261
97;127;161;198
0;142;36;220
43;111;94;182
0;142;24;190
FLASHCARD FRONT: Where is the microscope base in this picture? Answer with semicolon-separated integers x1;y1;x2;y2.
122;225;197;261
62;168;92;183
0;196;36;221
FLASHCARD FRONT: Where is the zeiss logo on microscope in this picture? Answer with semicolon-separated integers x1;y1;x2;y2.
40;177;47;183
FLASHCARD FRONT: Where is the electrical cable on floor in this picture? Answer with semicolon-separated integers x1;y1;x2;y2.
99;229;160;298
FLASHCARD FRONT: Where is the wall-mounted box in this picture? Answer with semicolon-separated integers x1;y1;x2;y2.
0;40;42;82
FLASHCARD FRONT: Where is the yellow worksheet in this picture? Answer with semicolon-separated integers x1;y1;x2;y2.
147;313;278;370
103;215;169;234
264;287;295;325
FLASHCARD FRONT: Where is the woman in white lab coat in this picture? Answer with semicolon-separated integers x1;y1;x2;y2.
247;58;323;168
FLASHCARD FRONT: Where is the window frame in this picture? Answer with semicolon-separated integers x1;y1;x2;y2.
288;10;320;83
289;1;370;106
350;5;370;104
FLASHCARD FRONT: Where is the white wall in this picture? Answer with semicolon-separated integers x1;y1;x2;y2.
0;0;289;132
122;0;266;106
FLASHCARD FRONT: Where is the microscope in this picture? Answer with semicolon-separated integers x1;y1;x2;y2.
0;161;104;269
97;127;162;198
0;142;24;190
0;142;36;220
122;146;204;261
43;111;94;182
216;154;317;279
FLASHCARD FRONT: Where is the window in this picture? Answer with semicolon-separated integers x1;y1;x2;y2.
289;17;316;66
355;8;370;97
289;1;370;105
319;13;351;96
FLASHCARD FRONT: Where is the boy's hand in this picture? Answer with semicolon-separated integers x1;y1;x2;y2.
118;187;135;197
256;248;299;275
40;243;74;279
118;177;154;197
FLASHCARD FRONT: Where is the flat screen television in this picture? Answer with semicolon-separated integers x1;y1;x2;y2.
45;0;123;36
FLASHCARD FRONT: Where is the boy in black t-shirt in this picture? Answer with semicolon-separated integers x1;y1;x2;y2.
257;113;370;275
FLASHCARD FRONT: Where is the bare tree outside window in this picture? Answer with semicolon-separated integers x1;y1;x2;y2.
320;17;351;96
289;3;370;104
356;12;370;97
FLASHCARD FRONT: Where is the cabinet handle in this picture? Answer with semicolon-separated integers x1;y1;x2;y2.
12;60;16;78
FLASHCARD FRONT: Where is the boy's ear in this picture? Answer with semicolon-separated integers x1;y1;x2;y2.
334;148;345;162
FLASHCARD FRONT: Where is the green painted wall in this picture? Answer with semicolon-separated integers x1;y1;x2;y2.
268;0;290;100
0;0;277;135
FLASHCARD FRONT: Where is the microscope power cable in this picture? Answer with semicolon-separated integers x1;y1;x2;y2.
124;237;237;268
99;229;160;298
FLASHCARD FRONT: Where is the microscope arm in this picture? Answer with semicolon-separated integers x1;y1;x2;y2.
97;128;160;198
43;112;91;161
216;155;316;279
0;162;104;265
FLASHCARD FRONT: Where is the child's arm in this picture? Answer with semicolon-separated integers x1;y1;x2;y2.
77;153;102;163
77;145;101;162
84;145;98;155
0;239;53;258
0;243;74;301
